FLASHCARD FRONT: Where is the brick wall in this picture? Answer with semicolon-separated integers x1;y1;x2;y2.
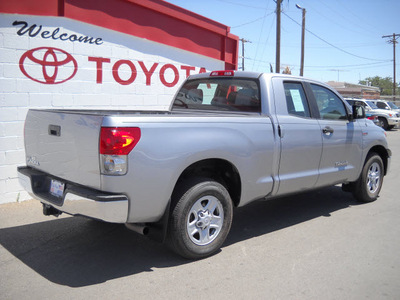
0;14;223;204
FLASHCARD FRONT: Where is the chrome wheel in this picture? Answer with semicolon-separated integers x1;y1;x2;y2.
353;152;384;203
366;162;381;195
168;178;233;259
187;195;224;246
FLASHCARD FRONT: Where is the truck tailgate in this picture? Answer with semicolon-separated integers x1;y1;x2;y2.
24;110;103;189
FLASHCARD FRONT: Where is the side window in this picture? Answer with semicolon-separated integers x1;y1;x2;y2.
311;84;348;120
283;82;311;118
376;102;386;109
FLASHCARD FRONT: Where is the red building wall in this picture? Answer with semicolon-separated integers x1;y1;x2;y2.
0;0;239;69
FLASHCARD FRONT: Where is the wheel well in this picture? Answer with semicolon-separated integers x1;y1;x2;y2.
174;159;241;207
368;146;389;175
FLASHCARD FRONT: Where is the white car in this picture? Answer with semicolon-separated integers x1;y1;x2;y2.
345;98;400;130
371;100;400;113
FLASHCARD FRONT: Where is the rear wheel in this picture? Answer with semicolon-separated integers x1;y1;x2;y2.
353;152;384;202
167;178;233;259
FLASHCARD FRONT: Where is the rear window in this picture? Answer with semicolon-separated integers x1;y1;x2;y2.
172;78;261;113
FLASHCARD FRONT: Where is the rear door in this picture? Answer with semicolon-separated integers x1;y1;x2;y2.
273;79;323;195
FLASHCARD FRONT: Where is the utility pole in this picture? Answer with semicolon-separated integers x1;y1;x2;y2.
382;33;400;99
296;4;306;76
275;0;282;73
239;38;251;71
329;69;349;82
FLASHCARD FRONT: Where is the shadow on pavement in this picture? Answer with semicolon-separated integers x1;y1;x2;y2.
0;185;359;287
226;185;358;246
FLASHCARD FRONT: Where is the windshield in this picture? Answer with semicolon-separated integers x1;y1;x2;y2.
387;101;399;109
366;101;378;109
172;78;261;113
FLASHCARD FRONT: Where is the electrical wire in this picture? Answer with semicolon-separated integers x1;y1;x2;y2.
282;11;390;62
246;57;392;69
232;12;274;28
250;2;272;70
216;0;274;10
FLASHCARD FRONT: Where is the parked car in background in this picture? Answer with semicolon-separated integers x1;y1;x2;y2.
371;100;400;113
345;98;400;130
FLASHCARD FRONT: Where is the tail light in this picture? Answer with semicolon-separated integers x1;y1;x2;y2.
100;127;141;175
210;70;234;76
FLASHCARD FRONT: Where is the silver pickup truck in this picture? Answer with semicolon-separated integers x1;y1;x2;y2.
18;71;391;259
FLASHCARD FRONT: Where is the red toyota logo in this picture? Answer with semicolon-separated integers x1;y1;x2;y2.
19;47;78;84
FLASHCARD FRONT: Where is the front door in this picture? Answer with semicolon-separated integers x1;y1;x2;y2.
310;83;363;186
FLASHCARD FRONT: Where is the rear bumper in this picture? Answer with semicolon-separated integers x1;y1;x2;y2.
18;166;129;223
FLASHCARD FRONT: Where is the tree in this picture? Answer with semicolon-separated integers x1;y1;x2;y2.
282;66;292;75
359;76;398;95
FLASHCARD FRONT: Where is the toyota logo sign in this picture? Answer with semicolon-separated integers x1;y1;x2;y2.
19;47;78;84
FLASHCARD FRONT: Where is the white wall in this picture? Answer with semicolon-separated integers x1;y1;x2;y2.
0;14;224;203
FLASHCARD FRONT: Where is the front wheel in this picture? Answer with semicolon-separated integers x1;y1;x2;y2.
378;117;389;130
353;153;384;202
167;178;233;259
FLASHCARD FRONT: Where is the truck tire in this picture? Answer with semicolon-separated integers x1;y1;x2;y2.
167;178;233;259
353;153;384;202
378;117;388;130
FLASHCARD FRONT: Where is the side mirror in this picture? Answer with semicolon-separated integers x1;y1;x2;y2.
352;105;365;120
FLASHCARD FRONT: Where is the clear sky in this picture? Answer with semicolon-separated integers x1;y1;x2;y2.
166;0;399;84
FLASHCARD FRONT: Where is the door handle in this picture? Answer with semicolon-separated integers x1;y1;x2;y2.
48;124;61;136
322;126;334;135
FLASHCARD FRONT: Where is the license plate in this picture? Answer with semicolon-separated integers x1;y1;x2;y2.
50;179;65;198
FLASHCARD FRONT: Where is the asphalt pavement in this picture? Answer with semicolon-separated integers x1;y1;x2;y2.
1;130;400;300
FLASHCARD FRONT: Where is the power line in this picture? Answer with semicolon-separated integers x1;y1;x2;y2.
310;1;380;38
282;11;389;62
216;0;274;10
246;57;392;69
255;14;276;71
232;12;274;28
251;1;272;70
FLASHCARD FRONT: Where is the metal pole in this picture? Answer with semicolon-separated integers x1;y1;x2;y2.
296;4;306;76
393;33;396;100
239;38;251;71
300;8;306;76
242;38;245;71
382;33;399;99
276;0;281;73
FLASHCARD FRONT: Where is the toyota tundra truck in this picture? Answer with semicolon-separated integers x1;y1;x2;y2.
18;71;391;259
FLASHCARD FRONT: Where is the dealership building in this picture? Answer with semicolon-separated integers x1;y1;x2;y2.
0;0;239;203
